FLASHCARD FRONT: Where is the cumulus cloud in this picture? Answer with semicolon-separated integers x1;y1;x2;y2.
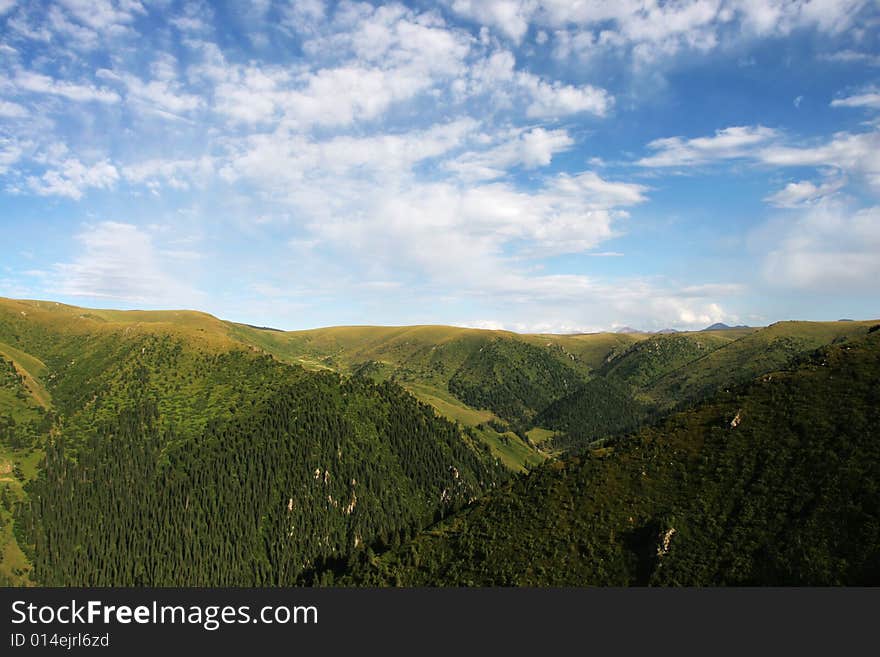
448;0;533;42
0;100;27;118
518;73;613;118
460;277;739;333
2;0;874;331
208;3;474;127
219;119;478;185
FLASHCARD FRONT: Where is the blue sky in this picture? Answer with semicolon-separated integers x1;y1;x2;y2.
1;0;878;332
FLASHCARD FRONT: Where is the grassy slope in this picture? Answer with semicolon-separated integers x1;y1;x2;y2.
0;447;42;585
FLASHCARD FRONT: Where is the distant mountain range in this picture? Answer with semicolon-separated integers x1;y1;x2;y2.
615;322;750;334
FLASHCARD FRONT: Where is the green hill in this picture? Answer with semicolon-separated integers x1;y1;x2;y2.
645;320;877;407
598;332;737;390
351;325;880;586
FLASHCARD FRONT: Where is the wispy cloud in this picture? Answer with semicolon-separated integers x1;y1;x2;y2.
11;69;120;103
831;91;880;110
758;202;880;291
52;222;203;305
637;126;779;167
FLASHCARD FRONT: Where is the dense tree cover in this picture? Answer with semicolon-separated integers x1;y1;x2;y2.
448;339;582;426
348;329;880;586
0;303;505;586
597;334;730;389
645;323;869;408
529;324;873;457
534;377;648;453
15;367;503;586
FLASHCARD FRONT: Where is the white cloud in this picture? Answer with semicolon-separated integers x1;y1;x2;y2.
0;0;17;16
638;125;778;167
758;130;880;190
637;123;880;198
461;277;738;333
208;3;473;128
518;73;613;118
52;221;202;305
210;62;436;128
97;56;203;118
280;0;326;33
446;126;573;180
448;0;533;42
56;0;145;32
446;0;871;63
0;137;26;175
121;156;214;192
286;65;433;128
0;100;27;117
169;2;213;34
220;119;477;184
26;158;119;199
46;5;100;50
550;170;648;208
764;177;846;207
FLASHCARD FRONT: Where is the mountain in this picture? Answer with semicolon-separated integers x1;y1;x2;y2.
2;297;877;586
701;322;750;331
350;325;880;586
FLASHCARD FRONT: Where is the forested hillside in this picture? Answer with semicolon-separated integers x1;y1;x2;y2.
15;373;500;586
0;298;502;585
350;327;880;586
534;320;875;454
